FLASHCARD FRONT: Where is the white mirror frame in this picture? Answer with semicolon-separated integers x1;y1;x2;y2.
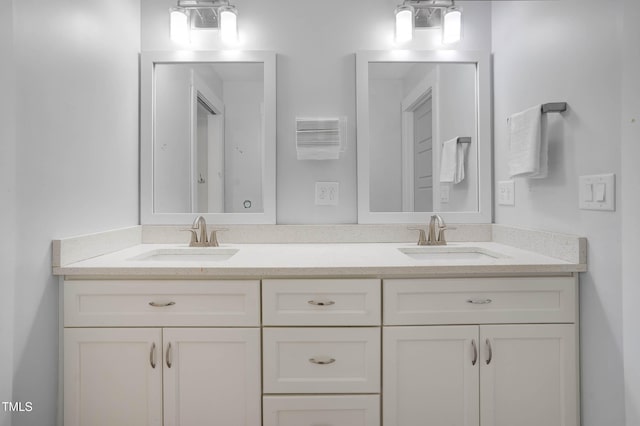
356;50;492;224
140;51;276;224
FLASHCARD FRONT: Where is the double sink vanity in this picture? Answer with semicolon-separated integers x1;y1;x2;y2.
53;223;585;426
51;47;584;426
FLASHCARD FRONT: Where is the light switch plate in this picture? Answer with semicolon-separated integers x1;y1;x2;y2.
315;182;339;205
579;174;615;211
498;180;515;206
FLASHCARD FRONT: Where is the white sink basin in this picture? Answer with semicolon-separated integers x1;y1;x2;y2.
398;246;503;262
129;247;238;262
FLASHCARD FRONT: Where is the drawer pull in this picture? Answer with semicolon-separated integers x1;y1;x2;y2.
309;356;336;365
467;298;492;305
150;343;157;369
471;339;478;366
486;339;493;365
308;300;335;307
166;342;173;368
149;301;176;308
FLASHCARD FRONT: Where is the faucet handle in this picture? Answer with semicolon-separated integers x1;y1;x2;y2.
208;228;229;247
181;229;199;246
436;225;456;245
408;227;428;246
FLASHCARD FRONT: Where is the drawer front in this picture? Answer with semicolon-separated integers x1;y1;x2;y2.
262;279;381;326
64;280;260;327
384;277;576;325
263;327;380;394
263;395;380;426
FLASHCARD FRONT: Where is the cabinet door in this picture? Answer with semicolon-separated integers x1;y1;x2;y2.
64;328;163;426
163;328;261;426
480;324;578;426
383;326;480;426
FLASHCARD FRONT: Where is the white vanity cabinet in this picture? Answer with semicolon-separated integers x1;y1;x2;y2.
63;280;262;426
383;277;579;426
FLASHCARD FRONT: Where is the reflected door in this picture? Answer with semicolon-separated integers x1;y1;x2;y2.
413;95;434;212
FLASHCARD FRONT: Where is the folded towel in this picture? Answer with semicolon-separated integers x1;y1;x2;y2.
440;138;468;184
508;105;548;179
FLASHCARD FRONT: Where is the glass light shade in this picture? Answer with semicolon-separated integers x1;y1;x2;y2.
395;5;414;43
442;6;462;44
220;6;238;43
170;8;189;43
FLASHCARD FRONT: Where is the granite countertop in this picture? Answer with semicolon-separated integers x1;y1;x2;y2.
53;239;586;278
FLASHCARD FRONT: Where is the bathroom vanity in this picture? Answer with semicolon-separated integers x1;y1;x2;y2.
53;224;585;426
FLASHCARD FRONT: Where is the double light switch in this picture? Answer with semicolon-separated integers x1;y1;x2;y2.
579;174;615;211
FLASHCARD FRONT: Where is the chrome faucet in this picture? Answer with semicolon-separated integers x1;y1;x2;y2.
186;216;227;247
427;214;448;245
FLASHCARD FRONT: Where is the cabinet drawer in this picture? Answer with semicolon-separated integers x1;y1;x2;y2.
263;328;380;394
64;280;260;327
262;279;380;326
384;277;576;325
263;395;380;426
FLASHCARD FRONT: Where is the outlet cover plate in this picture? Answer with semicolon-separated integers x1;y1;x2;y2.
498;180;515;206
315;182;339;205
579;173;615;211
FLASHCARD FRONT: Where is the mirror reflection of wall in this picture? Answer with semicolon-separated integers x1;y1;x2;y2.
154;62;264;214
368;62;478;214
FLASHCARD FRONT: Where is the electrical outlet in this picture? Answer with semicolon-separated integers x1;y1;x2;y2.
498;180;515;206
315;182;339;205
440;185;450;203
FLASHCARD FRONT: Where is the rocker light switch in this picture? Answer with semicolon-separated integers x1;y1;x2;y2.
579;174;615;211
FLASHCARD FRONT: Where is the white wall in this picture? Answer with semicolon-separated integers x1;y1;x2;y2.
0;0;16;424
10;1;140;425
141;0;492;223
621;0;640;424
369;78;403;212
155;65;192;213
492;1;625;425
223;80;264;213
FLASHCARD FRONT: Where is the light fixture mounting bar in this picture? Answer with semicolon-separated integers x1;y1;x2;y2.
401;0;456;28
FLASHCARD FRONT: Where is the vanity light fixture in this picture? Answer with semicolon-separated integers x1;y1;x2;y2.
169;0;239;44
394;0;463;44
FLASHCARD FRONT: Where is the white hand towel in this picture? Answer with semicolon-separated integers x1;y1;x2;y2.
455;141;469;184
440;138;467;184
440;138;458;183
508;105;548;179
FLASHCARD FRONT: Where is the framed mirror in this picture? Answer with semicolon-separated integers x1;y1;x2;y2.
356;51;491;223
141;51;276;224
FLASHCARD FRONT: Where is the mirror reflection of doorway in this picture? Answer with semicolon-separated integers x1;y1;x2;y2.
195;95;225;213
